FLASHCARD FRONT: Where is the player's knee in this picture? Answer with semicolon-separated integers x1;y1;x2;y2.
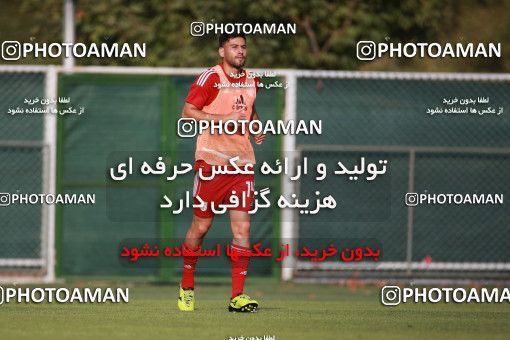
232;222;250;239
192;219;212;236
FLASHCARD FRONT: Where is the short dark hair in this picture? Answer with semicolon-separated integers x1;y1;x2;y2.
218;33;246;47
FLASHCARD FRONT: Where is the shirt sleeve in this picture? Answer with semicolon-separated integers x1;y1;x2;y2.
185;72;220;110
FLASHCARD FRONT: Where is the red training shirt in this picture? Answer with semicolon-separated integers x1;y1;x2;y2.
185;64;260;110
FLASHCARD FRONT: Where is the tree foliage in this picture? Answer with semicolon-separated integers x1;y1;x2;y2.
18;0;507;71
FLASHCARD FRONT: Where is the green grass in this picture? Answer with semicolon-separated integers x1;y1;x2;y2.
1;278;509;339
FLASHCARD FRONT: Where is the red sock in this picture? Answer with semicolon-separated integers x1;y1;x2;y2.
230;243;252;298
181;245;198;289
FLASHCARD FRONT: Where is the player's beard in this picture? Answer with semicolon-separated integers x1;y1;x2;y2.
226;54;246;70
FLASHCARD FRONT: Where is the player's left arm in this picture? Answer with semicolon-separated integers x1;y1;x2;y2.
251;105;266;145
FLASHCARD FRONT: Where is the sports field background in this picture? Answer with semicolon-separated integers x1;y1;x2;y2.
1;279;509;340
1;1;510;339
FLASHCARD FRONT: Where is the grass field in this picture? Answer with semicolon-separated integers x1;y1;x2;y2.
1;278;509;340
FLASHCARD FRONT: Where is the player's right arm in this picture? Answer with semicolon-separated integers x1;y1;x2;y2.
181;102;214;121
